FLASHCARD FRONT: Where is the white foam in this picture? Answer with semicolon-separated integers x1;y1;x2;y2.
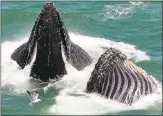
48;54;161;115
69;33;150;62
101;1;148;20
2;33;161;114
49;90;162;115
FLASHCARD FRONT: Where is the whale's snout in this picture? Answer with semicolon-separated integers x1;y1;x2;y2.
45;2;54;6
38;2;59;30
44;2;56;10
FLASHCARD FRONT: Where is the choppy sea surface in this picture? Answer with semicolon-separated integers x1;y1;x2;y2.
1;1;162;115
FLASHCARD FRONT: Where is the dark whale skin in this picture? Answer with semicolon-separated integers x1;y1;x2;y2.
86;48;157;105
11;3;92;82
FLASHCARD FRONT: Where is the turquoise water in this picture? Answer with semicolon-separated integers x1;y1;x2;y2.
1;1;162;115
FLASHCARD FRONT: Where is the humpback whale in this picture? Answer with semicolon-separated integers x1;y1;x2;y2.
11;3;92;81
86;48;157;105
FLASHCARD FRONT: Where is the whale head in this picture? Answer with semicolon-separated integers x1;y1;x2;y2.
11;2;92;82
11;2;67;81
29;2;68;81
34;2;62;43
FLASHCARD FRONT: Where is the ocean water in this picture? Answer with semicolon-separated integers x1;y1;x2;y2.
1;1;162;115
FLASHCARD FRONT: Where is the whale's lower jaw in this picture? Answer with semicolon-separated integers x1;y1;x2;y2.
30;70;67;82
29;38;67;82
86;48;157;105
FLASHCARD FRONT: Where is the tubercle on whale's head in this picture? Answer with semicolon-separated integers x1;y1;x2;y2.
36;2;61;31
43;2;56;13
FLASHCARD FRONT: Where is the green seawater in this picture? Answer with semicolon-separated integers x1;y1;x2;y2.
1;1;162;115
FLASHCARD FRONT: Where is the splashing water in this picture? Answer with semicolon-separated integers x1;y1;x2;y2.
2;33;161;115
100;1;148;20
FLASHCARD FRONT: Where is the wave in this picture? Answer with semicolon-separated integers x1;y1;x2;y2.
49;87;162;115
2;33;161;115
100;1;148;20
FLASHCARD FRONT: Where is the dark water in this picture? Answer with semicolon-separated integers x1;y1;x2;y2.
1;1;162;115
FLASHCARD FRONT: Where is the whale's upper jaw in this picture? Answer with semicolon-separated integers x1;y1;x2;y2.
41;2;57;16
37;2;60;32
40;3;57;17
35;2;62;43
44;2;56;10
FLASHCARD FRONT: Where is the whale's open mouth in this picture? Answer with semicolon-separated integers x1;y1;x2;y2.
11;2;92;82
